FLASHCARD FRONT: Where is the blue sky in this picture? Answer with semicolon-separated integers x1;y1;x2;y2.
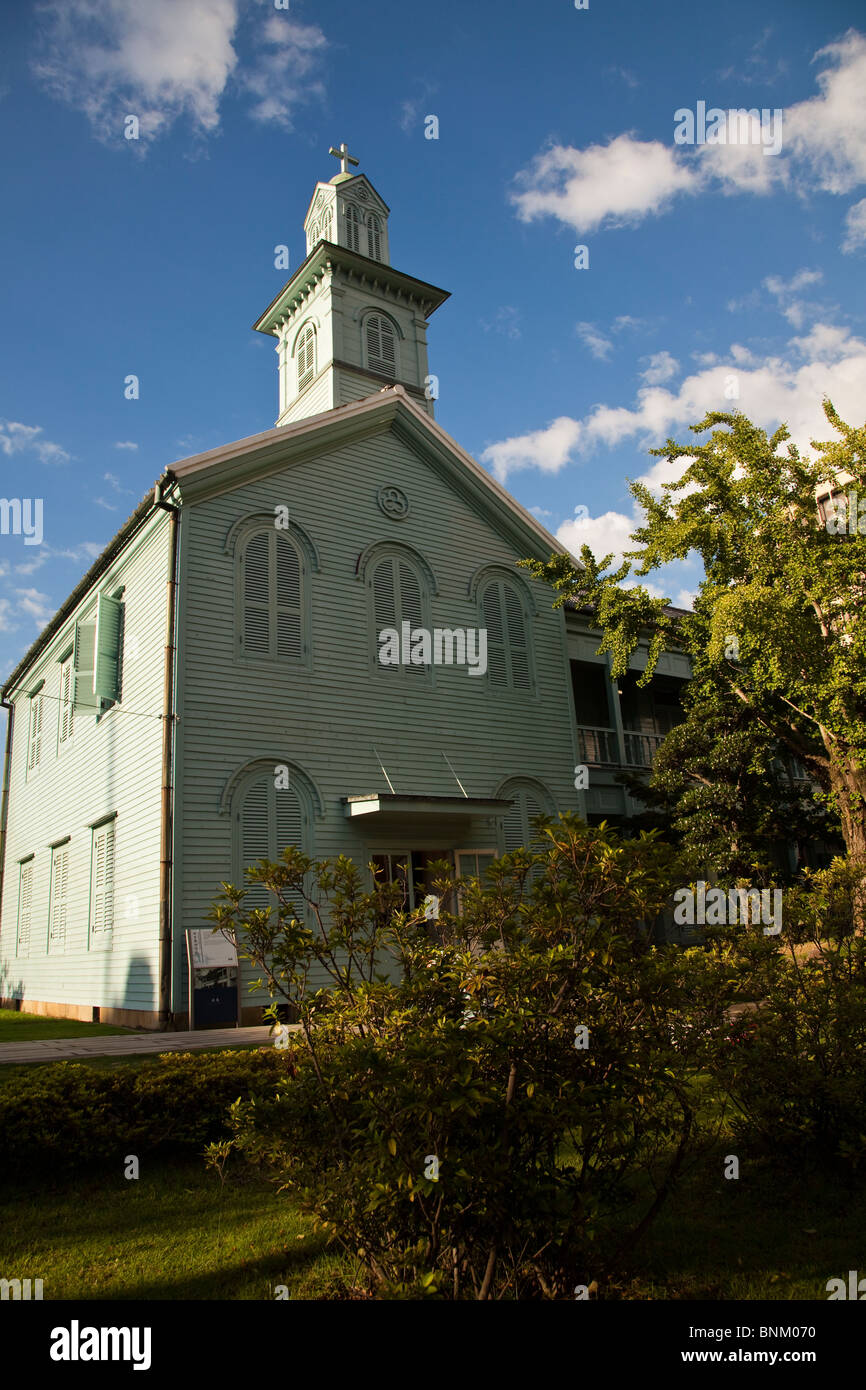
1;0;865;683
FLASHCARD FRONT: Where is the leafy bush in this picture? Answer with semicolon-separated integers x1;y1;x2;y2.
712;933;866;1165
0;1049;294;1177
206;815;735;1299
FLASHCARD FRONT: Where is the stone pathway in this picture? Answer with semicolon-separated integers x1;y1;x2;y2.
0;1023;301;1065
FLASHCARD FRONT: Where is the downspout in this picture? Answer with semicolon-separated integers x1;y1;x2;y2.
0;698;14;992
154;479;180;1029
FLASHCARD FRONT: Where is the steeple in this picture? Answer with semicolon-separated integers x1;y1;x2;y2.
253;144;449;427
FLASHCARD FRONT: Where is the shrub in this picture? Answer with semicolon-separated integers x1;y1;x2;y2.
206;815;736;1298
712;933;866;1165
0;1049;294;1177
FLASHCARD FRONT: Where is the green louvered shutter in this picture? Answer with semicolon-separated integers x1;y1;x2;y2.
242;533;271;655
504;585;531;690
275;781;306;920
373;557;397;666
276;536;302;661
482;583;508;687
94;594;122;700
399;561;426;674
241;778;271;912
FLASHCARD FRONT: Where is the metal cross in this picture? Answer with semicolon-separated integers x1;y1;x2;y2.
329;142;360;175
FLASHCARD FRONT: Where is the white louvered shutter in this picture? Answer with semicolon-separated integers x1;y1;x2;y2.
367;214;382;260
276;536;302;660
27;694;43;771
59;661;74;744
345;204;361;251
297;325;316;391
242;533;271;655
50;847;69;946
504;585;531;689
91;824;115;934
365;314;396;377
482;584;508;687
18;862;32;955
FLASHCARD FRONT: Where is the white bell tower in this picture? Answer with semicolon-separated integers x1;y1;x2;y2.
253;143;449;427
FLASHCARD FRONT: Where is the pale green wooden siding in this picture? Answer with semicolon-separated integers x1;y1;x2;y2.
0;512;171;1016
173;422;579;1007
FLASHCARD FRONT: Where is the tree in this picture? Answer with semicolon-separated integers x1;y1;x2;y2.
618;671;840;883
523;401;866;924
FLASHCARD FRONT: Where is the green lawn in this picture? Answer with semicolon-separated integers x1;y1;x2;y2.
0;1155;346;1300
0;1139;860;1299
0;1008;134;1042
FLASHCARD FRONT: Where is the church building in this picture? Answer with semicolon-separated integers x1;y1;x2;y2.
0;147;688;1028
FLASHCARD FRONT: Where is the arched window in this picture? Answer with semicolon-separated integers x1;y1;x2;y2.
479;577;532;690
367;213;382;260
370;553;428;675
236;770;310;919
296;323;316;392
345;203;361;252
364;312;397;378
496;778;556;857
239;529;303;662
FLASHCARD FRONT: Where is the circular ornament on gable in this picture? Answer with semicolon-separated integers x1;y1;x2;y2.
377;485;410;520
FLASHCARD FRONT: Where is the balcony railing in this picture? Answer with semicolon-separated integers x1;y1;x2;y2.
623;730;666;768
577;726;667;768
577;726;620;765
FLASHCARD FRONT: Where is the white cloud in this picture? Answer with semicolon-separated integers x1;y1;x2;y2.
238;16;327;127
114;440;138;450
576;322;614;360
640;351;679;385
94;497;119;511
0;599;14;632
15;587;54;626
482;317;866;483
557;509;636;568
763;267;824;327
0;419;70;465
510;33;866;246
482;416;582;482
512;134;698;236
785;30;866;195
32;0;327;143
480;306;521;339
842;198;866;253
529;505;554;519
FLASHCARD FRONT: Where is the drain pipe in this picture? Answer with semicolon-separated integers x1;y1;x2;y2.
154;478;180;1030
0;697;14;994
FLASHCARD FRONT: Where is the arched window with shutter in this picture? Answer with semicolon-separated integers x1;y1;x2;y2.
479;576;533;692
238;529;304;664
359;543;436;678
364;312;397;378
367;213;382;260
295;322;316;392
496;778;556;858
233;767;313;923
345;203;361;252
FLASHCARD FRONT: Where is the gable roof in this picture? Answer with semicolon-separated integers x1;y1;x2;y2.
2;388;568;698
